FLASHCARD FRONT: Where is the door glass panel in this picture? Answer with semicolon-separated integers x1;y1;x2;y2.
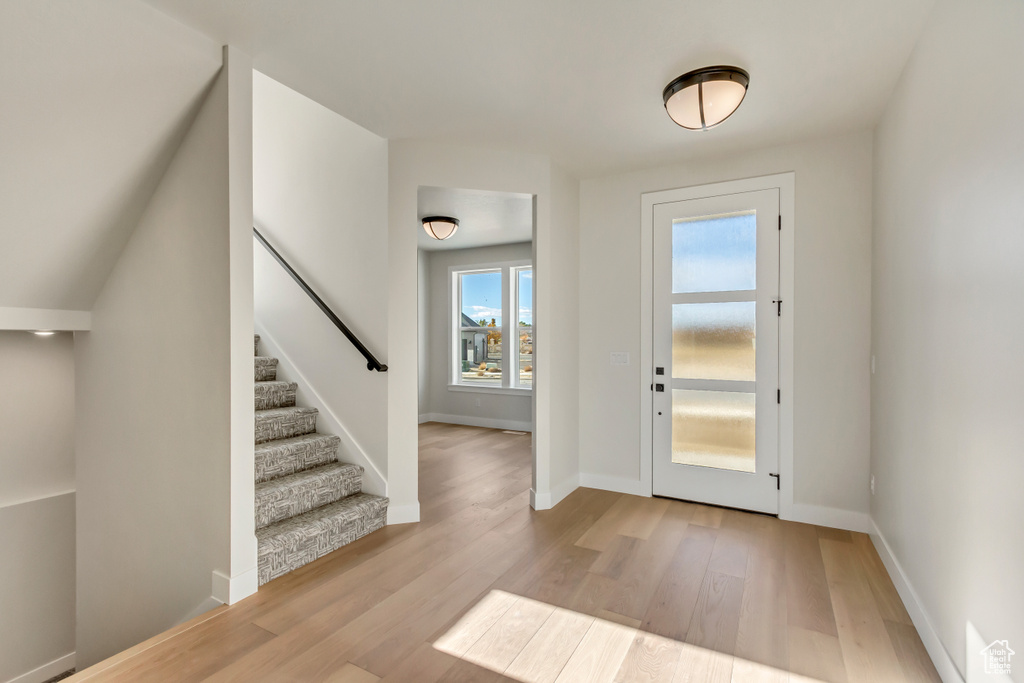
672;211;756;293
671;389;755;473
672;302;755;381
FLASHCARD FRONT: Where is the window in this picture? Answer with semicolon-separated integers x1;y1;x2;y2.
514;266;533;388
452;261;532;391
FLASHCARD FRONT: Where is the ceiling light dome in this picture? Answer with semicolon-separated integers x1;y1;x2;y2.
663;66;749;131
422;216;459;241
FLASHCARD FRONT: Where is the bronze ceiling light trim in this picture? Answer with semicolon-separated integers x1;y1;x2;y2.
663;66;750;131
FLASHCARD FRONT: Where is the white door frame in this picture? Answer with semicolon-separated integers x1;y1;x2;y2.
640;172;795;518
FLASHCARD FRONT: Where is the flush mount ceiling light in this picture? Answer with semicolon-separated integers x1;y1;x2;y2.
663;66;750;131
32;330;55;336
422;216;459;241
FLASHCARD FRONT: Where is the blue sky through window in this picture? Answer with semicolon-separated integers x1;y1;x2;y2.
461;271;502;326
518;269;532;326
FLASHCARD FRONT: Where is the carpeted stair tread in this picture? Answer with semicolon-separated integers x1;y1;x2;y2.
255;406;317;444
255;380;297;410
255;433;341;483
255;356;278;381
255;462;363;529
256;492;388;585
250;333;388;583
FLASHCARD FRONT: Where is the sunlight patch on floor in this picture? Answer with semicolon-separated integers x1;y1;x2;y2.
433;589;824;682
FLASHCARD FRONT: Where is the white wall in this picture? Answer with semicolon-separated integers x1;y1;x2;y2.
578;131;874;517
547;165;581;502
253;71;390;488
417;249;430;411
389;140;582;516
0;331;76;682
74;59;238;668
420;243;533;431
0;0;223;311
871;0;1024;677
0;332;75;506
223;48;258;606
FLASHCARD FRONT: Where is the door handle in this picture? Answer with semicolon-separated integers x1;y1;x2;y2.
655;383;665;392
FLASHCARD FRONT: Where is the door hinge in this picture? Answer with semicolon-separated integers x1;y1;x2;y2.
777;388;781;404
778;215;782;231
773;298;782;316
769;472;780;490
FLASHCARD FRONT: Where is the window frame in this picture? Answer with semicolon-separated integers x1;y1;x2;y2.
449;259;533;393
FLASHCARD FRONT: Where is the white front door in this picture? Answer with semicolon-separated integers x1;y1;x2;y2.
652;188;780;514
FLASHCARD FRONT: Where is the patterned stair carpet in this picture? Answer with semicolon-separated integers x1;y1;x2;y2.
254;334;388;585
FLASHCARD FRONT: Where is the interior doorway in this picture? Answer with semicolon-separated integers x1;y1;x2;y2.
415;185;536;511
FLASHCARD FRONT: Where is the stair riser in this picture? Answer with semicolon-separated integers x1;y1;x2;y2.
255;412;317;444
255;467;363;529
257;496;387;585
255;359;278;382
255;384;296;410
256;436;340;483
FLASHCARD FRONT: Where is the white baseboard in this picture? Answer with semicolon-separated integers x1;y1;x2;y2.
551;473;579;508
419;413;533;433
965;621;1011;683
179;596;225;625
6;652;75;683
387;502;420;525
531;472;579;511
212;567;258;605
870;521;964;683
579;472;650;497
781;503;872;533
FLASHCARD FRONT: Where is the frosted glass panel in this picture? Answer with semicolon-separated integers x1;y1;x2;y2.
672;390;755;473
672;302;755;381
700;80;747;126
672;212;756;293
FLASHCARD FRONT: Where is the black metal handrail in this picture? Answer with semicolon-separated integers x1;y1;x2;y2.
254;227;388;372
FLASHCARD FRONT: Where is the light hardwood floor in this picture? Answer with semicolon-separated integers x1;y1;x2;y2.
70;422;940;682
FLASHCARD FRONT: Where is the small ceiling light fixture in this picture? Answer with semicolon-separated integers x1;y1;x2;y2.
422;216;460;241
663;66;750;131
33;330;55;336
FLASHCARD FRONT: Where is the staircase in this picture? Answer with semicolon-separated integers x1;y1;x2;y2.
254;334;388;585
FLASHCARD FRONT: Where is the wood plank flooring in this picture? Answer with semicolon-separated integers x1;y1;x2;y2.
70;422;940;682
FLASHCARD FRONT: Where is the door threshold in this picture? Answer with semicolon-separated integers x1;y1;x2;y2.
652;494;779;518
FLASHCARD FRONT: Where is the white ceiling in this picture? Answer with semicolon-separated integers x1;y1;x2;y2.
417;186;532;252
142;0;935;177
